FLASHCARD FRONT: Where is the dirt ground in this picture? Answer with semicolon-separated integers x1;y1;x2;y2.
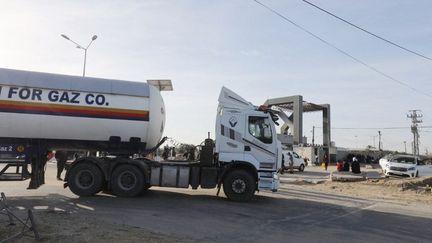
299;176;432;205
0;210;196;243
282;164;432;205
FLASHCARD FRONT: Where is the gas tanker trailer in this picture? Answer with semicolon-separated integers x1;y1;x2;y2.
0;68;281;202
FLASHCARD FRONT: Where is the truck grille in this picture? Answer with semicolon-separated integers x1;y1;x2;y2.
390;166;407;172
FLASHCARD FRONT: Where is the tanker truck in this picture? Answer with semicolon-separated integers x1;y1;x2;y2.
0;68;281;202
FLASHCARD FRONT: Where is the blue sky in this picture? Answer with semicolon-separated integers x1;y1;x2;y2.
1;0;431;153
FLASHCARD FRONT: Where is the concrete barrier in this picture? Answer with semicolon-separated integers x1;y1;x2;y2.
330;171;366;182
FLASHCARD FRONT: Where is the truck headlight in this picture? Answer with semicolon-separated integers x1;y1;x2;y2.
408;167;416;171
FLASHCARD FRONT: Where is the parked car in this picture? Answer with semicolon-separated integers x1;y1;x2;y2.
282;150;306;172
379;154;393;170
380;154;420;178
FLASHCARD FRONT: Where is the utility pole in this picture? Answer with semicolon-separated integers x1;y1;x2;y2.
407;110;422;157
412;141;414;155
378;131;382;151
312;126;315;146
403;141;407;153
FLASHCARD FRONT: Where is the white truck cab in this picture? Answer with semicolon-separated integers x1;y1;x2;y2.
215;87;281;193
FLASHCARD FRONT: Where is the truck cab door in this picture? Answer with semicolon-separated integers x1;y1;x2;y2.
243;115;278;171
216;109;246;162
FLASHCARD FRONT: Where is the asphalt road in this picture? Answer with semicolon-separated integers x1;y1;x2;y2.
1;163;432;243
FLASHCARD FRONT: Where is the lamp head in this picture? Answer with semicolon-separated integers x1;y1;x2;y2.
92;35;98;41
61;34;70;40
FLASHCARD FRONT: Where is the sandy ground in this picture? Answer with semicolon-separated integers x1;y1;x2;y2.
297;176;432;205
283;165;432;205
0;210;196;243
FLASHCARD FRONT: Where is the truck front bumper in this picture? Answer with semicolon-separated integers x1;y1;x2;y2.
271;173;280;192
258;172;280;192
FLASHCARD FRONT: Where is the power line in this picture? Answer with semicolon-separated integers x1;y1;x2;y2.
301;0;432;62
315;126;432;130
253;0;432;99
331;127;406;130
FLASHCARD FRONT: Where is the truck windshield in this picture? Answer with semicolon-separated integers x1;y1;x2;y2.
248;116;273;144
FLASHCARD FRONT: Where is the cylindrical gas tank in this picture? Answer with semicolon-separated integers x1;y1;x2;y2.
0;68;166;153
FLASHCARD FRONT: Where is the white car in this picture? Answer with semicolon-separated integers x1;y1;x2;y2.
282;150;306;172
379;154;393;170
380;154;420;178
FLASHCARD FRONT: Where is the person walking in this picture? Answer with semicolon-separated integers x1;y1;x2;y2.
162;146;169;160
288;152;294;174
279;155;286;174
55;150;68;181
323;153;329;171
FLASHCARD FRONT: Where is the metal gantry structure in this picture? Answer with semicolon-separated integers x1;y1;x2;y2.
407;110;423;157
263;95;331;162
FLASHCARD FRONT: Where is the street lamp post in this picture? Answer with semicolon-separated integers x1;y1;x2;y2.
61;34;98;77
378;131;382;151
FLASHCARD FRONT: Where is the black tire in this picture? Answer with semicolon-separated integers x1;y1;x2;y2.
111;164;145;197
223;170;256;202
416;171;419;177
68;163;104;197
139;184;152;195
298;164;305;172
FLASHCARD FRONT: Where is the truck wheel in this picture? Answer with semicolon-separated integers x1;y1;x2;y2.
223;170;256;202
111;165;145;197
68;163;103;196
140;185;152;195
298;164;305;172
